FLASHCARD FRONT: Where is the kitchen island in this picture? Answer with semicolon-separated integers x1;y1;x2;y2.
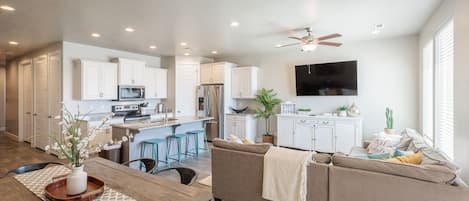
112;116;214;163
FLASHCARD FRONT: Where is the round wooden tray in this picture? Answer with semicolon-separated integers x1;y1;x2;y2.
45;176;104;201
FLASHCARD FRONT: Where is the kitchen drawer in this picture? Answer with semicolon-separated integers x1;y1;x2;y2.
316;120;335;126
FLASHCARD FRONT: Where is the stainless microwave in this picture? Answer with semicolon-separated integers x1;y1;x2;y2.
117;85;145;101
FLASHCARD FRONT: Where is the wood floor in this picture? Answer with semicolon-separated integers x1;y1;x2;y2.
0;132;213;185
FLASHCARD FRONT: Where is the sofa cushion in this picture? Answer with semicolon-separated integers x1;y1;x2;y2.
313;153;332;164
212;138;272;154
332;153;457;184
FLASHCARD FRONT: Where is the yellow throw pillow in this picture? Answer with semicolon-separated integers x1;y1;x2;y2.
242;137;254;144
386;152;423;164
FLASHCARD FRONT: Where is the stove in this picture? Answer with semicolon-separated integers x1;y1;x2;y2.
112;104;151;122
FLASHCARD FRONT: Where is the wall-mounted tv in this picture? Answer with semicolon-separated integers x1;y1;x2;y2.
295;60;357;96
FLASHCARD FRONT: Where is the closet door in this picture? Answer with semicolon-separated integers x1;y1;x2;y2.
22;61;34;143
175;64;198;116
48;51;62;144
33;55;49;150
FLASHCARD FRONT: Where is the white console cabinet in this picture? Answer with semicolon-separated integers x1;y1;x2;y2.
277;114;362;153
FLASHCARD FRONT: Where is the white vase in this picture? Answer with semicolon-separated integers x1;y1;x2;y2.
338;111;347;117
67;165;88;195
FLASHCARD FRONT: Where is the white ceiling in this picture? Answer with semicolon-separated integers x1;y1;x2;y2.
0;0;442;59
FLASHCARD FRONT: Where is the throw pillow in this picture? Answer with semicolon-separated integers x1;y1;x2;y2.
351;153;393;160
386;152;423;164
242;137;254;144
367;133;397;154
393;149;415;157
227;135;242;144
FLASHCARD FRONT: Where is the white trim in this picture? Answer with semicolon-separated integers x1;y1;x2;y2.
3;131;19;141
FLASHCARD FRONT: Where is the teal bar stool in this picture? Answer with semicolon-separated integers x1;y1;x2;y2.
185;130;207;157
140;138;168;170
166;133;189;164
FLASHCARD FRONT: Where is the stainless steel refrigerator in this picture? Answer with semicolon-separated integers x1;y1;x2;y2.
196;85;224;141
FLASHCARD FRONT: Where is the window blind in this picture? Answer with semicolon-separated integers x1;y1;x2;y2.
435;20;454;159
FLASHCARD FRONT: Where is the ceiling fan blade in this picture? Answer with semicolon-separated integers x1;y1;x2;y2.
318;41;343;47
288;36;303;41
276;43;302;48
317;33;342;41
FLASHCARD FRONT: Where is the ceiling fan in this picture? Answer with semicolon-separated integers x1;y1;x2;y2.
276;27;343;51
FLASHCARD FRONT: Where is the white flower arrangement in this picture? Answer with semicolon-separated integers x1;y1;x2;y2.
45;104;130;167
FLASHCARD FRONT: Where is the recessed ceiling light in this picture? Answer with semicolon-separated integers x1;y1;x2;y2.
184;53;190;56
211;50;218;54
91;33;101;37
180;42;187;46
230;21;240;27
149;45;157;49
9;41;18;45
0;5;15;11
275;44;282;48
125;27;135;32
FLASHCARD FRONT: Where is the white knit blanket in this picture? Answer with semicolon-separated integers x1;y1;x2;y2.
262;147;313;201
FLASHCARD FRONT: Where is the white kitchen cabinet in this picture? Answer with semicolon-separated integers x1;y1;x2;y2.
75;60;118;100
277;114;362;153
145;67;167;99
225;114;257;143
111;58;146;85
231;67;258;99
199;62;236;85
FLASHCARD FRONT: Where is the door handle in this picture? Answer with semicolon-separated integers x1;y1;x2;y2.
33;113;38;116
26;112;31;115
48;115;53;119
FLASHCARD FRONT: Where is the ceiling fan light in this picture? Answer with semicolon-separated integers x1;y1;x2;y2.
301;44;317;52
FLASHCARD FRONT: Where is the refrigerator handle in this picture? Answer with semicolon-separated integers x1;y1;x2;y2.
206;89;211;116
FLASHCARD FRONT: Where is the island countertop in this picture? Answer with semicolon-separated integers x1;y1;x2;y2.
111;116;214;132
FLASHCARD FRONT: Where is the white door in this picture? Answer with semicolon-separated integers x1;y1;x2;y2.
100;63;118;99
277;117;294;147
175;64;198;116
82;61;101;100
314;126;335;153
33;55;49;150
199;64;212;84
224;115;236;137
335;121;357;153
235;117;246;139
155;68;167;99
48;52;62;144
22;61;34;143
211;63;225;84
118;59;134;85
132;60;146;85
144;67;157;99
294;120;313;150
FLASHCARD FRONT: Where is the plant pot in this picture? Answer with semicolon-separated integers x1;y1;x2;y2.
67;165;88;195
384;128;395;135
338;111;348;117
262;135;274;144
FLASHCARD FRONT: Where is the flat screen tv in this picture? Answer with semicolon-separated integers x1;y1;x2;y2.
295;60;357;96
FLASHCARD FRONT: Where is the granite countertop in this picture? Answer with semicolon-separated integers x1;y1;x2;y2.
111;116;214;131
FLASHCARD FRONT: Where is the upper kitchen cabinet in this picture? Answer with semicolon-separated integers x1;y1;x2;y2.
111;57;146;85
200;62;237;85
231;66;258;99
74;60;118;100
145;67;168;99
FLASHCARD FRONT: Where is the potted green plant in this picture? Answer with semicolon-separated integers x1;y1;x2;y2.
337;105;348;117
254;88;282;144
384;107;394;134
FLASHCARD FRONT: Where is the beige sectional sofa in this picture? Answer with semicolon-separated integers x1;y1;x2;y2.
211;137;469;201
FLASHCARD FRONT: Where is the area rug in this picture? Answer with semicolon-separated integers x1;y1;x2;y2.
198;175;212;187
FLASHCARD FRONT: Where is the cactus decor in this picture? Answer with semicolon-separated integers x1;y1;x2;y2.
384;107;394;134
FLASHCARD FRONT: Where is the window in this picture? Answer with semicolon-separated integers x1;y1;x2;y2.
435;20;454;159
421;20;454;159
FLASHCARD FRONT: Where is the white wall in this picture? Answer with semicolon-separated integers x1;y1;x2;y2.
62;41;163;114
419;0;469;181
219;36;419;139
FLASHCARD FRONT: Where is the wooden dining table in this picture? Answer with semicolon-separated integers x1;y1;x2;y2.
0;157;212;201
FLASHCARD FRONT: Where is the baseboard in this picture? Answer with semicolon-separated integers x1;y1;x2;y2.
3;131;19;141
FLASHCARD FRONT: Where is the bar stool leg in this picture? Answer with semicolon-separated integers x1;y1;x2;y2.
166;139;171;167
177;138;181;163
140;143;146;171
195;134;200;157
